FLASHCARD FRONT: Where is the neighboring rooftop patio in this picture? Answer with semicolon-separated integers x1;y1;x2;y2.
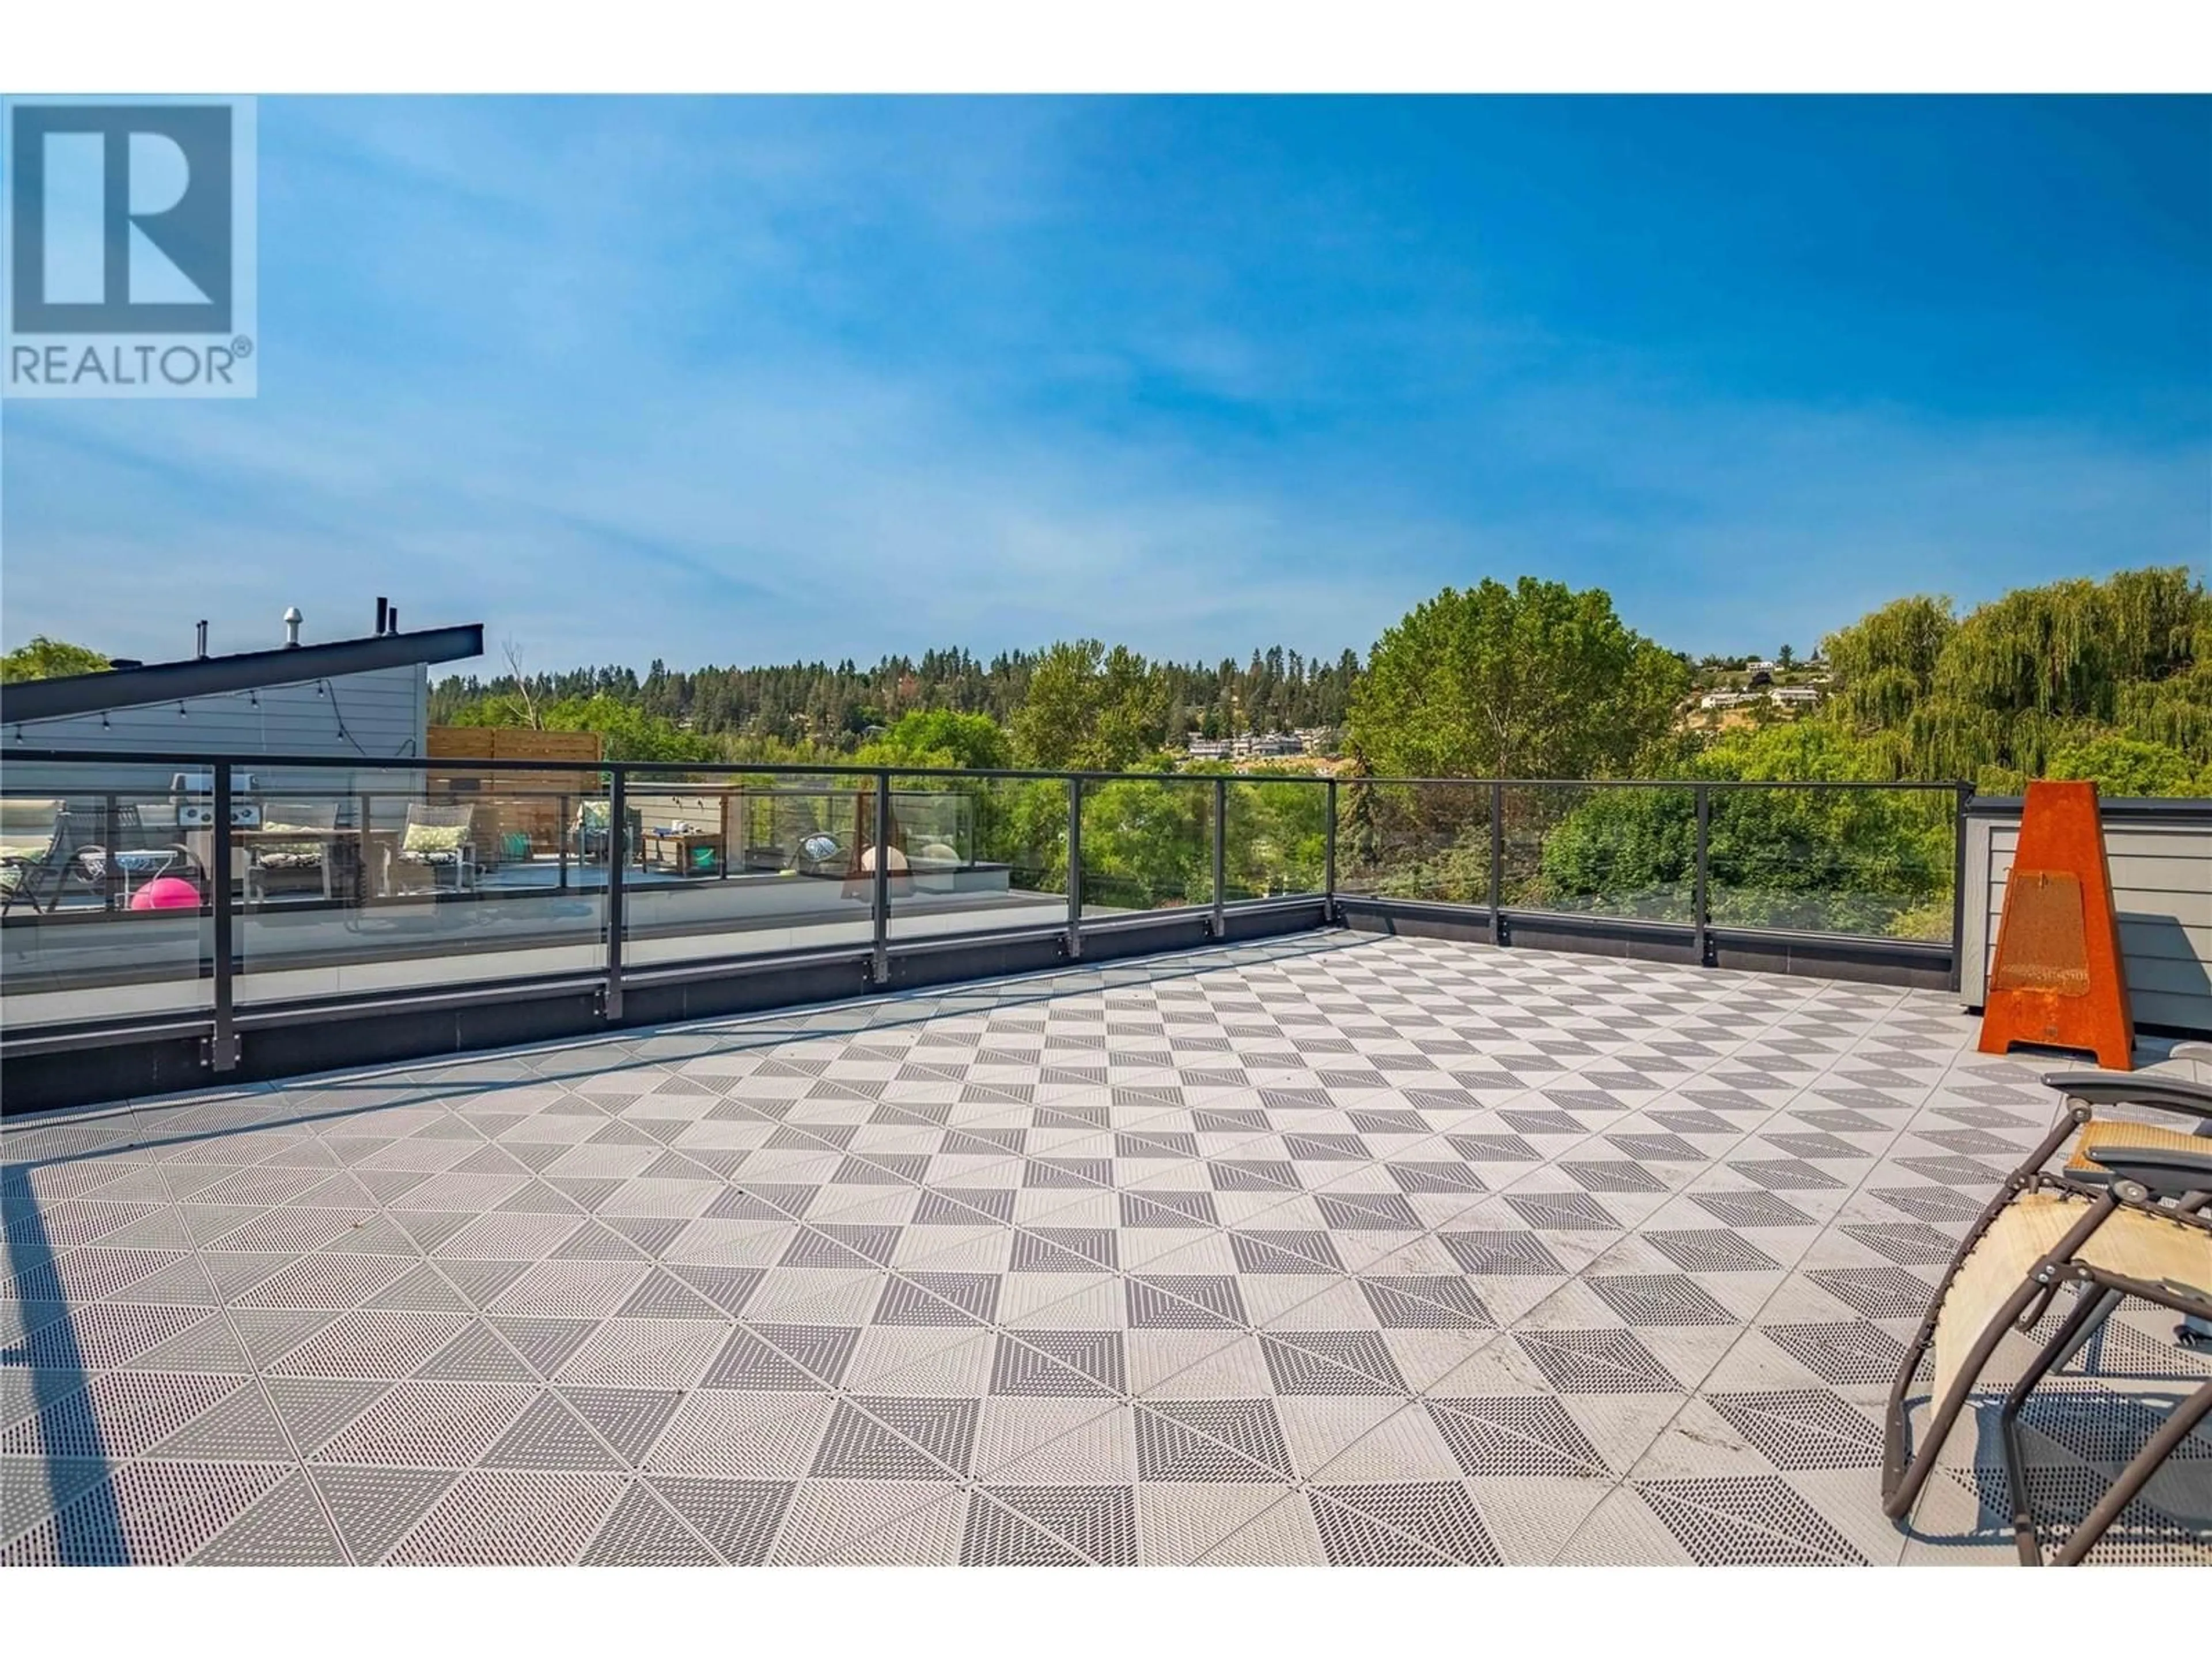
4;934;2207;1566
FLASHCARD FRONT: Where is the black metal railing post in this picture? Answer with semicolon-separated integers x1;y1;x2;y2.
1693;783;1711;968
210;763;237;1071
1066;777;1084;960
604;767;626;1021
1488;781;1505;946
872;770;892;984
355;789;372;904
1950;781;1974;993
1324;777;1338;923
558;791;570;891
1210;775;1228;940
103;792;120;911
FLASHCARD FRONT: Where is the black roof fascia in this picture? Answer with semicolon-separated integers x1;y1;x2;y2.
1;625;485;724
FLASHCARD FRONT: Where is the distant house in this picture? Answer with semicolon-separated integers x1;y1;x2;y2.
1699;690;1760;711
1185;735;1233;760
1769;685;1820;709
1;601;484;796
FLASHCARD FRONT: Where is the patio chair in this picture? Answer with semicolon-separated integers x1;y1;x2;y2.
383;801;479;896
571;800;642;868
1880;1070;2212;1564
246;801;340;903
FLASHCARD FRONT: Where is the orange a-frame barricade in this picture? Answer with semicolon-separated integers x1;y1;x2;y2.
1978;779;2135;1071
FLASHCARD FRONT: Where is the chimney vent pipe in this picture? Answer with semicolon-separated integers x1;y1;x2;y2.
283;607;303;649
375;597;389;636
195;620;209;659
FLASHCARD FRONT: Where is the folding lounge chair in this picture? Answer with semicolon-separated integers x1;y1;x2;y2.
1881;1070;2212;1565
1;801;198;912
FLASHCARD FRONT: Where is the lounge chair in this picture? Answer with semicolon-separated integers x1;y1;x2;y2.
1881;1070;2212;1563
383;801;479;895
1;800;198;913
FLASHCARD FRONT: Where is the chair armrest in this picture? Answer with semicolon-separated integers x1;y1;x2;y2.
2086;1141;2212;1197
2044;1072;2212;1124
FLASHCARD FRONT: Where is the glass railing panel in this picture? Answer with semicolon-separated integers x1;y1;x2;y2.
1706;783;1956;941
622;771;878;969
1079;774;1215;918
1504;782;1698;923
0;767;214;1025
234;762;611;1003
887;775;1070;942
1333;779;1492;906
1222;775;1328;900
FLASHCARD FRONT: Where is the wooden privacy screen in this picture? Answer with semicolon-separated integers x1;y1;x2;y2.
1979;779;2135;1071
426;726;606;858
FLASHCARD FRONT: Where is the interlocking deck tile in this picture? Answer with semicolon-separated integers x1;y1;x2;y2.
13;934;2211;1565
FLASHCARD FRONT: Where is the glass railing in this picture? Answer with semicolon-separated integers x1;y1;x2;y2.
1333;778;1491;906
619;770;876;969
1705;783;1957;942
1502;782;1700;923
233;764;613;1003
1222;774;1328;901
0;767;215;1026
0;751;1964;1058
1350;776;1958;945
1078;773;1217;919
888;773;1069;943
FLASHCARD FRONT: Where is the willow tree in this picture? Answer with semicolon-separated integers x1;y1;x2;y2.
1820;594;1956;734
1817;566;2209;792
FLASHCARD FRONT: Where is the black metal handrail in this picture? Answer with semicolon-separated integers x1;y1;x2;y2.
0;743;1971;791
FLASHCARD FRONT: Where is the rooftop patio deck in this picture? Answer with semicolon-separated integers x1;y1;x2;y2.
4;933;2206;1566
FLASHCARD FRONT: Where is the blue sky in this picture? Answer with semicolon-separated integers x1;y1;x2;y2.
3;94;2206;673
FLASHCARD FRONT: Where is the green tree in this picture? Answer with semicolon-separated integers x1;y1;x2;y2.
540;694;717;763
1820;593;1957;738
1;635;109;684
1347;577;1688;779
855;709;1010;771
1819;569;2209;787
1011;641;1172;771
1777;643;1796;671
2045;733;2202;798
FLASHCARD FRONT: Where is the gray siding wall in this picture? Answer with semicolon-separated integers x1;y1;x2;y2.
2;664;428;800
1960;801;2212;1036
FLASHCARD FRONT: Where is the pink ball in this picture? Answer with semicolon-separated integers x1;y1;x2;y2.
130;877;202;911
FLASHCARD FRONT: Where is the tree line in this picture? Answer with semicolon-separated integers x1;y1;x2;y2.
9;564;2204;800
425;641;1363;757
